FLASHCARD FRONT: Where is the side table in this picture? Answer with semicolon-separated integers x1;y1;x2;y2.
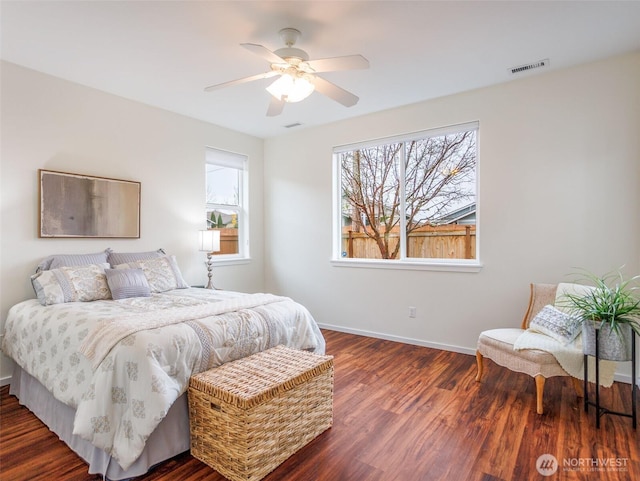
583;329;637;429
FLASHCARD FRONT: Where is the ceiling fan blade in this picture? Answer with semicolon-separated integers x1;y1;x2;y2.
266;96;285;117
241;43;287;64
305;55;369;73
204;71;278;92
310;76;359;107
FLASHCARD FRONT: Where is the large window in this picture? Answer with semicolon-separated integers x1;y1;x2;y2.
334;122;478;267
206;147;248;259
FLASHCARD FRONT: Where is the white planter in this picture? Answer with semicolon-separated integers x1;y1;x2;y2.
582;321;633;362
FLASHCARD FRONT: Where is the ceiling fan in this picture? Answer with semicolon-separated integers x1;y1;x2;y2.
204;28;369;117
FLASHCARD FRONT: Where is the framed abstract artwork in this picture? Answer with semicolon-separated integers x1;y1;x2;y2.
39;169;141;238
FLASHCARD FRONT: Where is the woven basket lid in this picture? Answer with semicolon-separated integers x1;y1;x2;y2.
189;345;333;409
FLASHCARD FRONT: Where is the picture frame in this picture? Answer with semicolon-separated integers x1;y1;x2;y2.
39;169;141;238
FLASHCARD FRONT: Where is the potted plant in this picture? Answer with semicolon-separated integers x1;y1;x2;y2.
561;269;640;361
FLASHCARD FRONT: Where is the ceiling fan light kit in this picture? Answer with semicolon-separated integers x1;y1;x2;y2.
204;27;369;116
266;73;315;103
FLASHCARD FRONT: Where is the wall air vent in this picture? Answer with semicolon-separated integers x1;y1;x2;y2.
509;58;549;75
284;122;302;129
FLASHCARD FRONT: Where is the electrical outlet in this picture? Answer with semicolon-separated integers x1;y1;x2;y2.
408;306;417;318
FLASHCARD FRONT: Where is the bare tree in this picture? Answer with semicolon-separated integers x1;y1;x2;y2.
341;130;476;259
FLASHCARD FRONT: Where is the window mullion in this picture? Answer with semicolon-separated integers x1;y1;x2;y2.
399;143;407;260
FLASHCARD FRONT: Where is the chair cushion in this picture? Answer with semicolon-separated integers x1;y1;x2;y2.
480;328;525;345
478;329;567;369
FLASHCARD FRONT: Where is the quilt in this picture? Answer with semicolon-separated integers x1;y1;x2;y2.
1;288;325;470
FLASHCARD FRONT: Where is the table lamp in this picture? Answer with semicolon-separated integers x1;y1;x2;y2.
199;229;221;289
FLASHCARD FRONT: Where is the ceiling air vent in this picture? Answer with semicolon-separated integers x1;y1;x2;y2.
284;122;302;129
509;58;549;76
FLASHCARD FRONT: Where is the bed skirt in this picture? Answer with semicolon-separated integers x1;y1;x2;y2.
9;365;191;480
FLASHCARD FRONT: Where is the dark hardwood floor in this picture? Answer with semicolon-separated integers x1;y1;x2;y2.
1;329;638;481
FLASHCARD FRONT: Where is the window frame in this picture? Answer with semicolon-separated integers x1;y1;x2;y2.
205;147;250;264
332;121;481;272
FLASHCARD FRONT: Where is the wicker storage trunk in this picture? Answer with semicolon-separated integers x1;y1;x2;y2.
188;345;334;481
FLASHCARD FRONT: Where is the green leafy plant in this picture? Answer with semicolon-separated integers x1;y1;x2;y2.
561;269;640;338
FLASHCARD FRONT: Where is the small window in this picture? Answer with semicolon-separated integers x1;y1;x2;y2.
206;147;248;259
334;122;478;267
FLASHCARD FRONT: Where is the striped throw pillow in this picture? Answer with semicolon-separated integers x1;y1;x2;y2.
105;268;151;300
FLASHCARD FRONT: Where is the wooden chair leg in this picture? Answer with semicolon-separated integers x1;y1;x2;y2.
475;351;484;382
535;375;545;414
571;377;584;398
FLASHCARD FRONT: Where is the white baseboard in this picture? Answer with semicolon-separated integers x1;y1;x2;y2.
318;322;475;355
1;375;11;387
317;323;639;387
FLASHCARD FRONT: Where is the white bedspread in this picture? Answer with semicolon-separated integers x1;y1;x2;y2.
2;288;325;470
79;292;288;369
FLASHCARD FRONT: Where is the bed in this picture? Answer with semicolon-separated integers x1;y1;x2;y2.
1;250;325;480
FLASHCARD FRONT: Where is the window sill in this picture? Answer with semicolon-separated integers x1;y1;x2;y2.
330;258;483;273
211;256;251;267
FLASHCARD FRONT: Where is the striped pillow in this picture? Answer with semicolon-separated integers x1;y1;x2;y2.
104;268;151;300
36;249;111;272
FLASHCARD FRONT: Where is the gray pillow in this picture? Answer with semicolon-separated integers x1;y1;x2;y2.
36;249;111;273
107;248;166;267
529;304;581;344
105;268;151;300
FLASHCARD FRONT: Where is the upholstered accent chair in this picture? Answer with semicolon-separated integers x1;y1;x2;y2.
475;283;583;414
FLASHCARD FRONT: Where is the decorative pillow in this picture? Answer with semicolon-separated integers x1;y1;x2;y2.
107;248;166;267
529;304;581;344
104;268;151;300
31;263;111;306
36;249;111;273
115;255;188;293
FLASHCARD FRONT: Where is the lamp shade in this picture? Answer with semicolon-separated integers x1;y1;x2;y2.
266;74;315;103
199;229;221;253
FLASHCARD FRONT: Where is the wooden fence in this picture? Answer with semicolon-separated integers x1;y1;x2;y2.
211;228;239;255
343;224;476;259
211;224;476;259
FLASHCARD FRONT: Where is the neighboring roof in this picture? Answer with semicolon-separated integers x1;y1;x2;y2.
342;202;476;229
206;211;234;227
433;203;476;225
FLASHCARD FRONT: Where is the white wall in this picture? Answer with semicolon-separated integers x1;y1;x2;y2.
2;53;639;384
263;53;640;378
0;61;265;380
